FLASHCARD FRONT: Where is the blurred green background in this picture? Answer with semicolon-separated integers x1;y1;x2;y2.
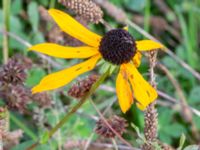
0;0;200;149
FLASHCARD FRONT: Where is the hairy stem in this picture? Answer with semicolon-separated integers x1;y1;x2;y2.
142;51;158;150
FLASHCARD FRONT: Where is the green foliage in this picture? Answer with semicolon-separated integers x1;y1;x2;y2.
28;2;39;32
26;68;46;87
0;0;200;149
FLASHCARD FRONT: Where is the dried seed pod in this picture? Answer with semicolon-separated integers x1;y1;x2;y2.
59;0;103;23
68;74;99;98
0;85;31;113
95;116;127;138
0;58;26;85
3;130;23;150
31;92;52;108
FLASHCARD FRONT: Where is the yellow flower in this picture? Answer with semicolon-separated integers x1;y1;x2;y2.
29;9;163;113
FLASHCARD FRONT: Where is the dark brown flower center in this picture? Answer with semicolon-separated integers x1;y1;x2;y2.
99;29;136;65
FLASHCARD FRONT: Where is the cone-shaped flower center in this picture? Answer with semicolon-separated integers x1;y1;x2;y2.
99;29;136;65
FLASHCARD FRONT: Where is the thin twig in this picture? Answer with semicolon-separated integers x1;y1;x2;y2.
112;138;119;150
94;0;200;81
64;140;140;150
89;98;135;149
83;98;116;150
0;30;62;69
26;68;110;150
99;84;200;118
126;19;200;81
157;63;200;140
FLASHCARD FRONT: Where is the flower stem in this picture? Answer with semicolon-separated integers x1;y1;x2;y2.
27;67;111;150
2;0;10;64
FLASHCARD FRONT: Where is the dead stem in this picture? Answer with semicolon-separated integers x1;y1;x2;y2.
89;98;134;149
158;63;200;140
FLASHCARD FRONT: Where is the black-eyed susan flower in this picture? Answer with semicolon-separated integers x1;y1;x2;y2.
29;9;163;113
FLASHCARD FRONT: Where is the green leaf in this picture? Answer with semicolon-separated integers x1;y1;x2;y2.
28;2;39;32
177;134;186;150
26;68;46;87
11;0;22;15
162;56;179;70
184;145;200;150
159;132;172;144
38;0;49;7
32;31;45;44
12;140;51;150
164;123;186;138
124;0;145;12
131;123;145;141
40;131;49;144
11;140;35;150
189;86;200;105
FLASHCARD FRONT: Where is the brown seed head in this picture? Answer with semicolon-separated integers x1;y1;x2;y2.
59;0;103;23
0;58;26;85
0;85;30;113
68;74;99;98
95;116;127;138
31;92;52;108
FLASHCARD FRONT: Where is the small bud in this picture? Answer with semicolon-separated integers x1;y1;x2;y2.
95;116;127;138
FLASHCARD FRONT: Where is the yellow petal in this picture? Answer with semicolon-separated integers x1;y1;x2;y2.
29;43;99;59
48;9;102;47
32;54;101;93
124;63;158;110
116;67;133;113
136;40;164;51
123;26;128;31
133;52;142;68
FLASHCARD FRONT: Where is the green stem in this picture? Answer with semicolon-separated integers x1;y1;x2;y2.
144;0;151;32
27;67;110;149
10;113;37;141
3;0;10;64
49;0;56;8
48;68;110;138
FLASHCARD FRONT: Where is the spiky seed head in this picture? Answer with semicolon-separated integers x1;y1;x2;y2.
68;74;99;98
0;58;26;85
0;85;30;114
31;92;52;108
59;0;103;23
95;116;127;138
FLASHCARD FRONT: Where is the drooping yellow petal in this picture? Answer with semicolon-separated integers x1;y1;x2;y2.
29;43;99;59
116;67;133;113
124;63;158;110
32;54;101;93
133;52;142;68
48;9;102;47
136;40;164;51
